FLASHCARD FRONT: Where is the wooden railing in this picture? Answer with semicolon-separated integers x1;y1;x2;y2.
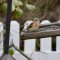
20;22;60;51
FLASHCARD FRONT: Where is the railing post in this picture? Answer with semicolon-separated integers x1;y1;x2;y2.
36;38;40;51
20;37;24;51
52;36;56;51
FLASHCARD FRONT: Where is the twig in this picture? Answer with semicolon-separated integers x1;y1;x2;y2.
9;43;32;60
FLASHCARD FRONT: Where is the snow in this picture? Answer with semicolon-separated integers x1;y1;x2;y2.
40;20;51;25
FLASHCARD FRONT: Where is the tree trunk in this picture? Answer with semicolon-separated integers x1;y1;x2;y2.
3;0;12;54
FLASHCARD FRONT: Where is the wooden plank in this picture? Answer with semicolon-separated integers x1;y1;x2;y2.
20;29;60;40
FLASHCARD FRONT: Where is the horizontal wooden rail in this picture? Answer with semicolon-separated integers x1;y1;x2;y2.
20;29;60;40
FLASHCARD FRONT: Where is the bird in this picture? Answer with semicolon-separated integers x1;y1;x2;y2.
22;18;40;32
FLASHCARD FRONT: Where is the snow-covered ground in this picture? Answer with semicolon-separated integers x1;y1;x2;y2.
0;21;60;60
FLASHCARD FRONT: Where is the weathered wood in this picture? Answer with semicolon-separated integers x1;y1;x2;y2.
20;39;24;51
20;29;60;40
52;36;56;51
36;38;40;51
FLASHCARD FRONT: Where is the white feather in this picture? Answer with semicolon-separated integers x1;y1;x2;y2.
23;21;33;30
